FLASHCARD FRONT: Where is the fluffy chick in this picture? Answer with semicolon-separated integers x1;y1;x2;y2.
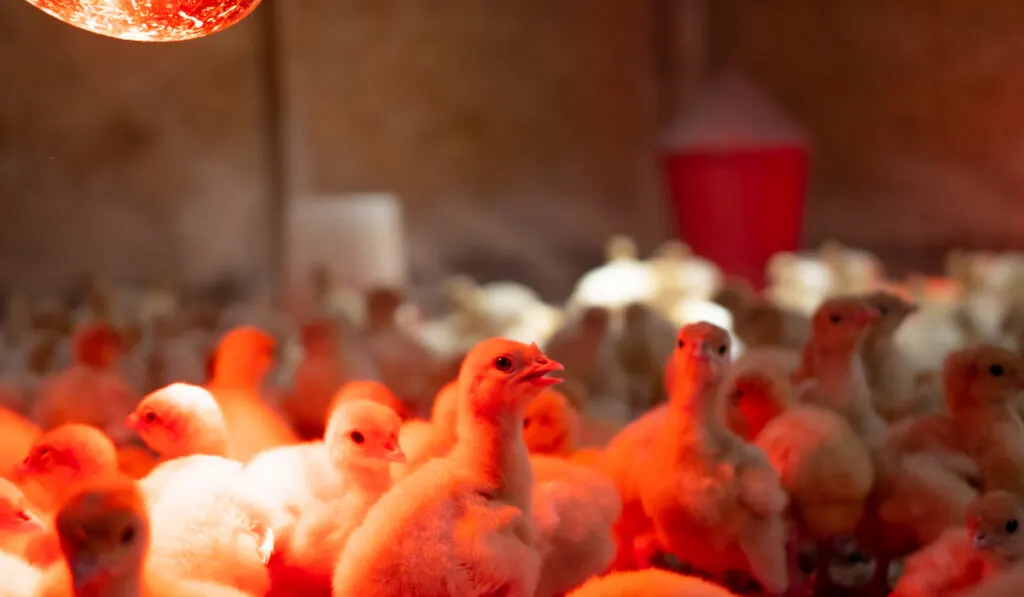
892;491;1024;597
282;317;348;440
34;473;251;597
329;380;409;422
860;291;934;422
523;389;582;458
568;569;741;597
13;424;119;513
393;380;460;478
331;338;562;597
530;454;622;597
126;383;228;460
272;400;405;595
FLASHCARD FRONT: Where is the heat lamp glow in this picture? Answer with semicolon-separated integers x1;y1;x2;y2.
23;0;262;42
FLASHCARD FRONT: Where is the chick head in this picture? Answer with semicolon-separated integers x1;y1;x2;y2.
299;317;338;354
73;323;122;369
15;425;119;493
330;380;409;421
967;490;1024;566
126;383;225;458
810;296;879;354
723;367;794;440
671;321;732;389
733;300;787;348
943;345;1024;409
862;291;918;337
325;399;405;472
459;338;564;418
0;478;43;534
712;277;756;315
580;306;611;336
55;474;148;590
522;388;581;457
213;326;276;384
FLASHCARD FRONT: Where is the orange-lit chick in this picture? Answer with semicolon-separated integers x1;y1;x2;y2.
723;365;799;441
126;383;228;460
13;424;119;513
0;408;42;480
523;388;582;458
795;296;887;443
638;322;791;595
35;473;252;597
31;324;137;437
282;317;349;441
859;291;933;422
206;326;298;462
271;400;405;595
0;478;46;561
529;454;622;597
892;490;1024;597
329;380;410;422
393;379;460;478
331;338;563;597
567;569;741;597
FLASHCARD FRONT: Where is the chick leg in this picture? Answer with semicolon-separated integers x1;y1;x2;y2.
738;516;789;595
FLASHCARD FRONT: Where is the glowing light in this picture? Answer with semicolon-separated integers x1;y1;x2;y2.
23;0;263;42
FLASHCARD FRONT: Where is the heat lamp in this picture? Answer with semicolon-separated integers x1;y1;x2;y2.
23;0;262;42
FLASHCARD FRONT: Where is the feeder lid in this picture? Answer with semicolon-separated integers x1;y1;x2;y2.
665;71;808;151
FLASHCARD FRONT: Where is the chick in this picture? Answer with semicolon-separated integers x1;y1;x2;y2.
568;569;741;597
892;491;1024;597
614;303;676;416
126;383;228;459
544;306;626;409
393;380;460;478
796;297;887;443
731;299;810;352
523;388;582;457
331;338;563;597
723;365;799;441
35;473;252;597
530;454;622;597
860;291;934;422
0;550;40;597
283;317;350;440
206;326;298;462
13;424;119;513
329;380;409;422
0;407;41;480
638;322;791;594
31;323;136;437
272;400;405;595
0;478;47;564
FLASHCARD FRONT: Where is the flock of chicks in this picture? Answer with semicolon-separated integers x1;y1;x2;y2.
3;237;1024;597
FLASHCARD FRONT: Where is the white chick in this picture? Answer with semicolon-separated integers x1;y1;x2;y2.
331;338;563;597
271;400;405;595
0;551;40;597
568;235;657;310
126;383;228;459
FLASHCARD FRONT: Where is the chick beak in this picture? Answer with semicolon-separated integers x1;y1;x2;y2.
71;555;109;589
973;533;991;551
17;511;44;533
521;358;564;387
381;440;407;463
124;413;139;431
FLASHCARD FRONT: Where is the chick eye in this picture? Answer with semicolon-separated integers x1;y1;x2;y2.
717;345;728;356
1007;519;1019;534
35;448;50;459
877;305;888;316
15;511;30;521
828;314;842;325
143;411;157;423
677;340;685;349
523;417;532;429
119;525;136;544
350;431;365;445
494;356;513;372
990;364;1006;377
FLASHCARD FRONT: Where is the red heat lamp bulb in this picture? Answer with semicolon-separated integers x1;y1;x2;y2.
24;0;263;42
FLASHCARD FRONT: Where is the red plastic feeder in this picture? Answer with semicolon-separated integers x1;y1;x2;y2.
662;73;809;289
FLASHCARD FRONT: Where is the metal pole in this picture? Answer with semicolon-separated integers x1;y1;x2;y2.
258;0;288;293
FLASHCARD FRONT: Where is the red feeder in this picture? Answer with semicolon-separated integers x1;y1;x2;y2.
662;73;809;289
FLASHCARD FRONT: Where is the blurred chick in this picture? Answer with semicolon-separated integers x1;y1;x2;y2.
31;323;136;438
393;380;460;478
523;388;582;458
732;299;811;352
13;424;120;513
206;326;298;462
860;291;936;422
329;380;409;422
126;383;229;460
0;408;41;479
35;473;251;596
283;317;350;440
892;491;1024;597
270;400;405;595
0;478;46;560
635;323;790;593
544;306;626;410
614;303;675;416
